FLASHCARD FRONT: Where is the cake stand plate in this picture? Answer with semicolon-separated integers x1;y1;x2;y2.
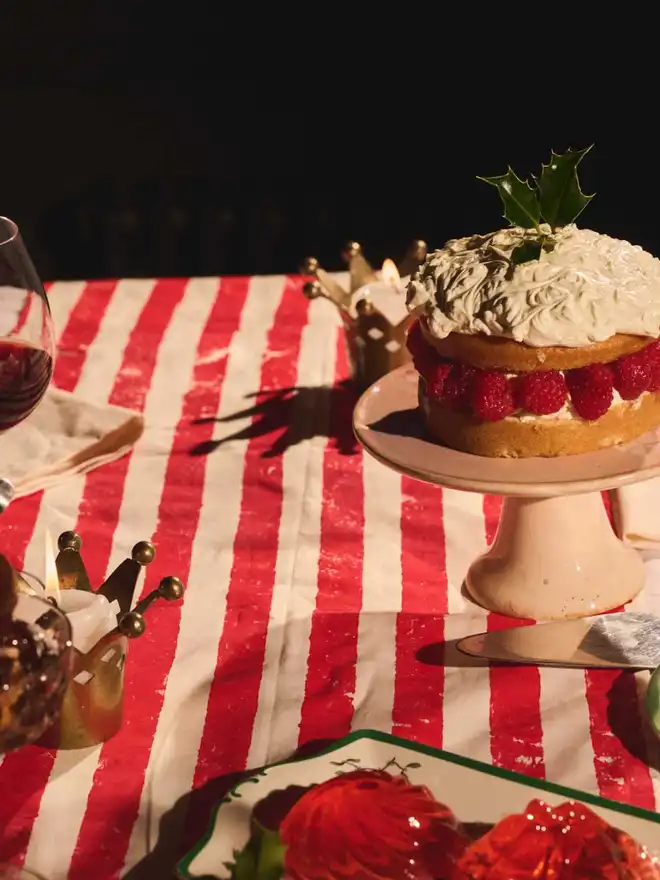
354;366;660;620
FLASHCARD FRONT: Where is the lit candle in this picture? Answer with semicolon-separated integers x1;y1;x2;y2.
351;259;410;326
44;532;120;654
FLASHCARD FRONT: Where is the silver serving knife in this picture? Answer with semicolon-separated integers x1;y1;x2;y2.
456;612;660;671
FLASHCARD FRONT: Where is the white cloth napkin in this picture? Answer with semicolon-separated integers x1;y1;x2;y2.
611;478;660;549
0;387;144;498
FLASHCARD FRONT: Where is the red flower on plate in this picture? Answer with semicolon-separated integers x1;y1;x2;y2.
279;767;468;880
454;798;660;880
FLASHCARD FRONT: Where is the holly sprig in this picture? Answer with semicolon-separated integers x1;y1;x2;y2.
227;825;285;879
478;146;595;264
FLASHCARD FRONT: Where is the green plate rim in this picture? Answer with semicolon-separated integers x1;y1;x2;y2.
176;727;660;878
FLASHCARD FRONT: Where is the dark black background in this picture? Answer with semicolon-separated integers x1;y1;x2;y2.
0;6;656;281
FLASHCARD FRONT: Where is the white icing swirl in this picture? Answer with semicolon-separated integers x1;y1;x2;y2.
406;225;660;348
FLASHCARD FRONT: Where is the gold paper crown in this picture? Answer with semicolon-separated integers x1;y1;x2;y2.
301;241;427;388
37;531;184;750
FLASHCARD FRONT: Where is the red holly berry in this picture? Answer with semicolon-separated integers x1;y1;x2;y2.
643;340;660;392
612;351;651;400
406;320;435;377
566;363;614;421
425;361;452;401
440;364;477;411
514;371;568;415
471;371;515;421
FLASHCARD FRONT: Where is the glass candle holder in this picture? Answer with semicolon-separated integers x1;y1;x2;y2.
0;591;73;751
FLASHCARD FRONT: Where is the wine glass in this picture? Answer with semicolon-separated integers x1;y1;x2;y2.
0;217;54;441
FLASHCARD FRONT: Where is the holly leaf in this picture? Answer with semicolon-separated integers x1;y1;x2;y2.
511;239;543;265
477;168;541;229
255;830;286;878
537;146;594;228
230;825;286;879
231;845;258;880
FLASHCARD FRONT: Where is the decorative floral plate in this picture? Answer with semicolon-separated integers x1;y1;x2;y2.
176;729;660;879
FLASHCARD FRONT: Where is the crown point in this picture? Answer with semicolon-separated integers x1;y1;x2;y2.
302;280;323;300
302;256;319;274
58;531;82;552
345;241;362;258
158;576;184;601
131;541;155;566
118;611;146;638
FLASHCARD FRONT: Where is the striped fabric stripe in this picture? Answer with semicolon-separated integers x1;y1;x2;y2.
0;276;656;879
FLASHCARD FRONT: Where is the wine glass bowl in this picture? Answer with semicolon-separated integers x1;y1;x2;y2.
0;217;54;433
0;591;73;752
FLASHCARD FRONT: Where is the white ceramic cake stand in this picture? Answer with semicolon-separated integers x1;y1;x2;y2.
354;365;660;621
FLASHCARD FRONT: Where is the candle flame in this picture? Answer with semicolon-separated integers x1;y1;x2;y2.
44;530;61;603
381;259;402;290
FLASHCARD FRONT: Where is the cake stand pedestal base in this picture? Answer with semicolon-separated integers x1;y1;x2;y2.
465;493;645;620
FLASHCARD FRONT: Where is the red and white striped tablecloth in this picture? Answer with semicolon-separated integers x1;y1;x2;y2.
0;275;658;879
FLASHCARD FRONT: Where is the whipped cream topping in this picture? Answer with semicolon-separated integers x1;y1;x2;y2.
406;225;660;348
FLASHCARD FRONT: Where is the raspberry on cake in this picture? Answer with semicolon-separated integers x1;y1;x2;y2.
514;371;567;415
405;148;660;458
471;372;515;422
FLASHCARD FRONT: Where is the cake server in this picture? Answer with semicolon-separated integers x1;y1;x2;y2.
456;612;660;671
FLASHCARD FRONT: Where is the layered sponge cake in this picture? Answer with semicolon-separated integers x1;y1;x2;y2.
406;226;660;458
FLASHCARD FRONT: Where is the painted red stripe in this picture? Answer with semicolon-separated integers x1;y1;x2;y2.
0;280;117;865
67;278;253;879
585;669;655;809
483;494;545;779
10;281;54;337
297;333;364;748
393;477;446;744
482;494;502;545
601;490;614;529
0;493;48;865
182;279;310;845
11;293;35;337
58;279;187;878
52;281;118;393
64;280;187;588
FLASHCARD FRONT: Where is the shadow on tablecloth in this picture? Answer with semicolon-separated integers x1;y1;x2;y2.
607;672;660;775
418;638;660;779
188;382;360;459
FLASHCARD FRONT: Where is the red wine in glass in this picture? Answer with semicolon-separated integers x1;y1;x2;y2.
0;218;54;436
0;341;53;431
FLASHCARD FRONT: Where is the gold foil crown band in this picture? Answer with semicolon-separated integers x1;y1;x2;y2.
300;240;427;388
